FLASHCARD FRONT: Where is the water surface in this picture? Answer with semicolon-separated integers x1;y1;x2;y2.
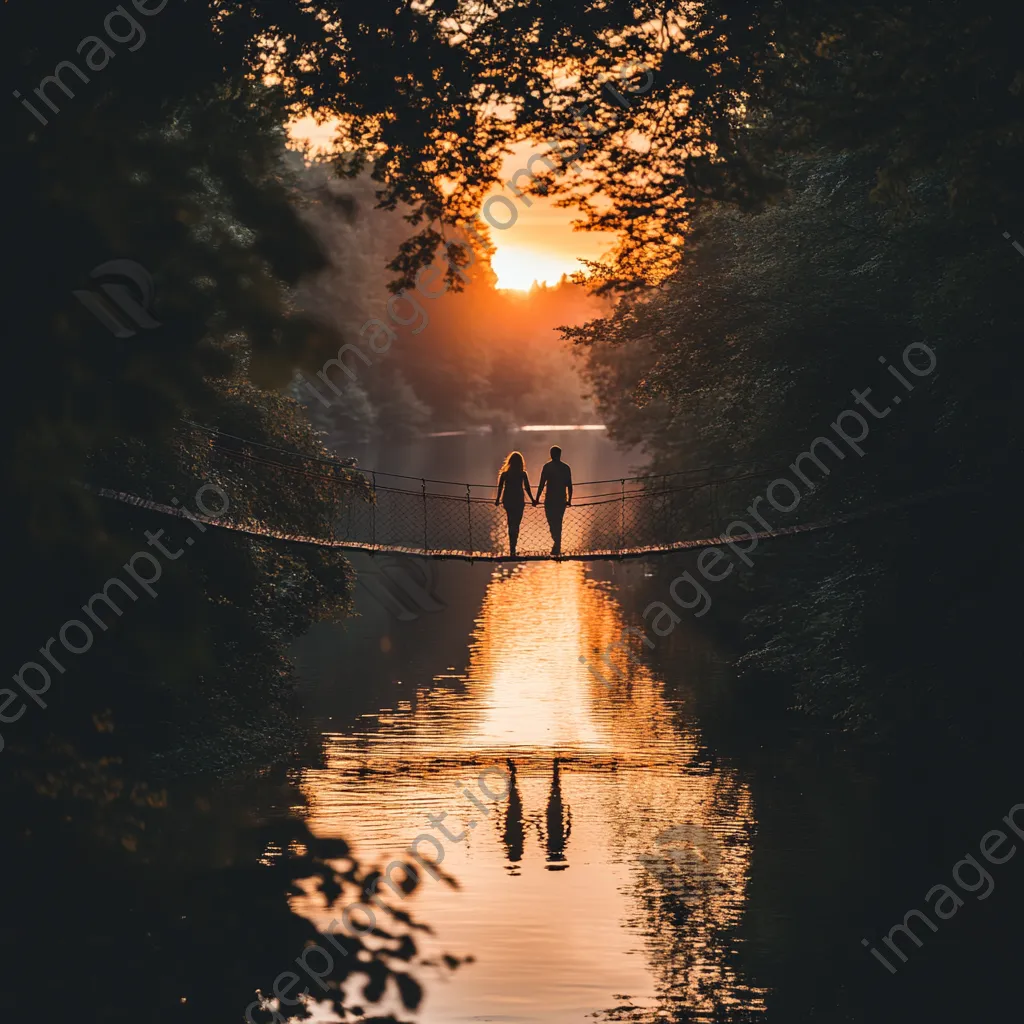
291;431;767;1022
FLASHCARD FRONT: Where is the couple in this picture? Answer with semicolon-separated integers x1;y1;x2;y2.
494;445;573;557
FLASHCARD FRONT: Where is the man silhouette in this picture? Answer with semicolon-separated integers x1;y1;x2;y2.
542;757;572;870
534;445;573;556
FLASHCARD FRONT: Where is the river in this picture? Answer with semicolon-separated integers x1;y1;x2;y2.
283;427;1023;1023
294;428;759;1022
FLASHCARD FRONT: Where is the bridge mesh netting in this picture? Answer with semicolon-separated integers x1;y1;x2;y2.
95;426;940;561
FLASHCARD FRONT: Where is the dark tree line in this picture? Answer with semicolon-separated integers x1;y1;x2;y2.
571;3;1024;739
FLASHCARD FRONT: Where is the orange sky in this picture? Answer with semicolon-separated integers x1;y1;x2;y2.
289;119;617;290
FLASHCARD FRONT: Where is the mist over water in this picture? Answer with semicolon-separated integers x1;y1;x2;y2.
345;424;638;485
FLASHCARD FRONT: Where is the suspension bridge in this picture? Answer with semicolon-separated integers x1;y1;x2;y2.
95;426;941;561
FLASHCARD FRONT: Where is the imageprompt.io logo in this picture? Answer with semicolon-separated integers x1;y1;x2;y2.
73;259;161;338
637;823;723;889
357;554;445;622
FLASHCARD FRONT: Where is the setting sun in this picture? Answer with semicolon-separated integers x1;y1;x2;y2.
491;246;580;290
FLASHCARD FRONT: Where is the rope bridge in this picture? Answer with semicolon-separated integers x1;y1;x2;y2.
94;426;944;561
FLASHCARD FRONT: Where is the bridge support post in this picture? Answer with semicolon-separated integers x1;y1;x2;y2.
466;484;473;556
422;478;428;554
619;479;626;553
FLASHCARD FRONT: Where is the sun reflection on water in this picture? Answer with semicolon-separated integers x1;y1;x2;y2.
297;561;767;1022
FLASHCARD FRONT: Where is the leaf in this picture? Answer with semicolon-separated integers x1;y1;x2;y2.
393;972;423;1010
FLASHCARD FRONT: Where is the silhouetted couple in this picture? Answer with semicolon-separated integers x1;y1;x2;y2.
494;445;573;557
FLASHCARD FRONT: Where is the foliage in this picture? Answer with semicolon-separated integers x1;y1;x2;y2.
569;3;1024;738
0;755;463;1023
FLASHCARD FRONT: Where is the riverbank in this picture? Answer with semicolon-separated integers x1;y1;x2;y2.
632;487;1020;754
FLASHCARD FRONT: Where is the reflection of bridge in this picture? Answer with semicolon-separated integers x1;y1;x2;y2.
96;427;940;561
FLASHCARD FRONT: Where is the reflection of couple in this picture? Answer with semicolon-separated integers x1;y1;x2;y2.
502;758;572;871
494;445;573;557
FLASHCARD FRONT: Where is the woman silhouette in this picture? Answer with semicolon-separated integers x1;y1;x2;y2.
500;758;525;872
494;451;534;557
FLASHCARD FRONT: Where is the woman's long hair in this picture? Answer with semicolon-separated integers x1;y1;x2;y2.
501;451;526;474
